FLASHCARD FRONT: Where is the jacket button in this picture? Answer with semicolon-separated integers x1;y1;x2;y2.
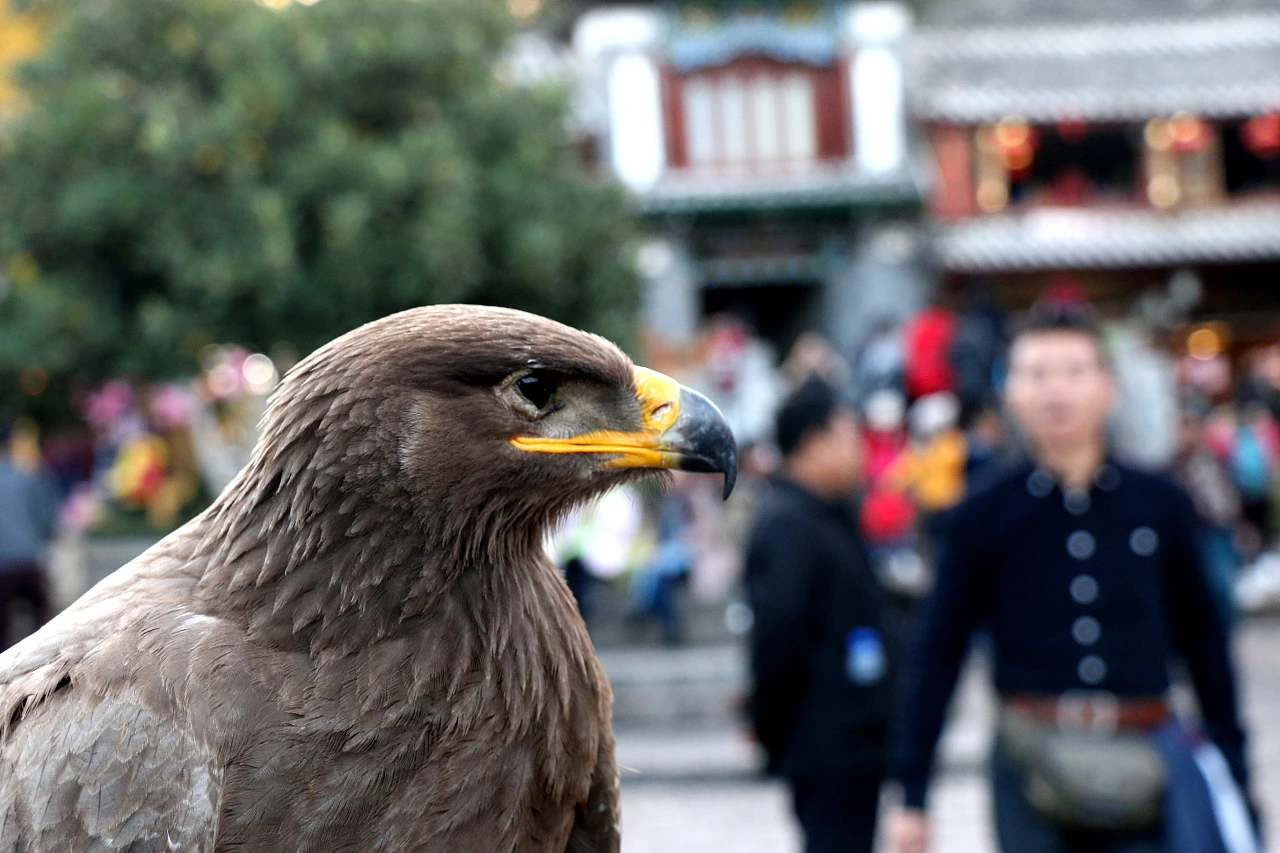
1072;616;1101;645
1027;469;1054;497
1130;526;1159;556
1064;489;1091;515
1067;530;1095;560
1070;575;1099;604
1078;655;1107;685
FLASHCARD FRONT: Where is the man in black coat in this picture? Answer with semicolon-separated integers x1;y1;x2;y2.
888;304;1255;853
746;379;898;853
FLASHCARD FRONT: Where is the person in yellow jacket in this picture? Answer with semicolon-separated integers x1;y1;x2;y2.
886;392;968;516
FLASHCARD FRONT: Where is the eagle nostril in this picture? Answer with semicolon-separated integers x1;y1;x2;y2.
649;402;673;424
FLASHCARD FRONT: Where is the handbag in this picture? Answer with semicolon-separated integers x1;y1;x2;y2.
998;703;1167;831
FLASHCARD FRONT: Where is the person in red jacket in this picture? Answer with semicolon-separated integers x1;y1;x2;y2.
902;305;957;401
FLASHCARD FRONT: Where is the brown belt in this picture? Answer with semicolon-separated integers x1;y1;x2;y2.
1005;693;1171;731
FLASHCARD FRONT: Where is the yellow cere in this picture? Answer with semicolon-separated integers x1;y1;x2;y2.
632;366;681;432
508;365;684;470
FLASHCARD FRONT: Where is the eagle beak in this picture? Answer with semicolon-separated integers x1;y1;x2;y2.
510;366;739;499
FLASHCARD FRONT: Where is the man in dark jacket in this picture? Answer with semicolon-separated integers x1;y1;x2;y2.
746;379;898;853
888;305;1255;853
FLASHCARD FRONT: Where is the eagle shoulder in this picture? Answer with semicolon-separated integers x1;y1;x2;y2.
0;538;231;851
0;677;222;851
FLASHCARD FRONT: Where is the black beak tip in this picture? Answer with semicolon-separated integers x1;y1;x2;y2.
720;446;738;500
673;386;739;500
722;466;737;500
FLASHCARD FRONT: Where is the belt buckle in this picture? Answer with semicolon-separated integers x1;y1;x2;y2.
1056;690;1119;734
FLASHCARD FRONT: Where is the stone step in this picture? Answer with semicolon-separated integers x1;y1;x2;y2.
602;642;996;779
598;643;747;727
582;579;740;649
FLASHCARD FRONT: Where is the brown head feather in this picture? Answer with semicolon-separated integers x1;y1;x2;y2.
193;305;639;654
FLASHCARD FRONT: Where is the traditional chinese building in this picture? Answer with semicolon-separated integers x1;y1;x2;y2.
910;0;1280;341
570;0;927;356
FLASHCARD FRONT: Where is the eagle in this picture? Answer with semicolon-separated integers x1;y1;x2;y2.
0;306;737;852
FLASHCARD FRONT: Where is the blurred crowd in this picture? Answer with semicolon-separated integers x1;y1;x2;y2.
6;285;1280;649
731;292;1263;853
0;289;1272;852
2;346;283;541
546;287;1280;647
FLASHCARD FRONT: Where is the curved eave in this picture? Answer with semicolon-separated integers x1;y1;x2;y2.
908;11;1280;125
936;203;1280;273
911;85;1280;127
635;169;922;217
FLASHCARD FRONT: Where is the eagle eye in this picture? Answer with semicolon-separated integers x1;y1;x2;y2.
515;370;559;411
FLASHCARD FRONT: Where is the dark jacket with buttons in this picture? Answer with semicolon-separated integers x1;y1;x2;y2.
746;478;901;779
889;459;1250;809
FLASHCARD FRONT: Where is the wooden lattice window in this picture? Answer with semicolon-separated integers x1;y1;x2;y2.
662;57;849;172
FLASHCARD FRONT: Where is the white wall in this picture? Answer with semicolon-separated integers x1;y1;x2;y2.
574;7;666;192
846;1;911;175
606;53;666;190
853;47;905;174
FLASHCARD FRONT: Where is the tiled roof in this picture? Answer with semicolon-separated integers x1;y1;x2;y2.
908;11;1280;123
935;202;1280;272
636;165;920;215
921;0;1271;27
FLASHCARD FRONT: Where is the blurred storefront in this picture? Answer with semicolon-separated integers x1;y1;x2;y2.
909;0;1280;347
569;0;931;357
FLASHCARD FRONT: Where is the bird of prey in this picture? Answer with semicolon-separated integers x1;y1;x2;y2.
0;305;736;853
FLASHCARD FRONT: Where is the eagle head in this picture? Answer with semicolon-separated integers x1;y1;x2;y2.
245;305;737;556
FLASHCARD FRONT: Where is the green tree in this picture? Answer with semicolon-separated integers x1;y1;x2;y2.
0;0;638;416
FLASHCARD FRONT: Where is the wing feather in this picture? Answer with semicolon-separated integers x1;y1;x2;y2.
0;677;222;852
565;734;620;853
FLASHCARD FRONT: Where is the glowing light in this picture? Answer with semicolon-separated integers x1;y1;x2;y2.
1144;119;1172;152
208;363;240;398
1242;113;1280;159
994;116;1031;149
1004;145;1034;171
1187;328;1221;360
242;353;277;394
507;0;541;21
976;179;1008;213
1169;112;1208;152
991;117;1037;175
1148;174;1180;209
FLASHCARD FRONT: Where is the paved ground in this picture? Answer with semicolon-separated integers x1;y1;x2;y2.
617;615;1280;853
619;774;996;853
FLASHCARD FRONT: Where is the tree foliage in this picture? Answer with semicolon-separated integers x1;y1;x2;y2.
0;0;638;415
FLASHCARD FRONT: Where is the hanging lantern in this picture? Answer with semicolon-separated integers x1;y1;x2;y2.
974;125;1010;213
1242;113;1280;159
1168;112;1209;153
994;115;1038;177
1145;118;1173;153
1184;322;1232;361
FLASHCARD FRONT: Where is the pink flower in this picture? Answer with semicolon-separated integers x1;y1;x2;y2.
150;384;195;430
84;380;133;428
